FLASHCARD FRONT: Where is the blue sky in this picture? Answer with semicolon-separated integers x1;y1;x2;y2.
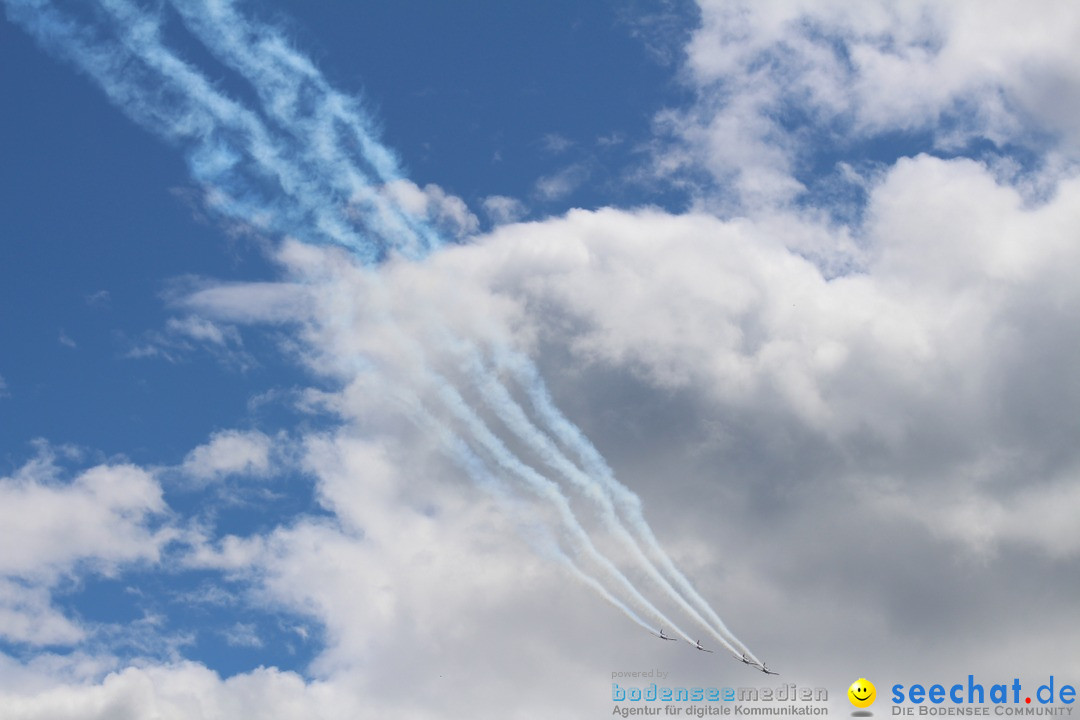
3;2;1080;718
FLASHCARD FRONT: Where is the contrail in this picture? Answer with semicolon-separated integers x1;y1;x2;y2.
5;0;755;658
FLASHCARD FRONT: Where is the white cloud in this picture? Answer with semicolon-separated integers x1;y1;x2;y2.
0;582;85;646
0;662;362;720
180;429;276;482
7;152;1080;712
222;622;263;648
126;315;251;369
165;316;240;347
0;447;171;646
0;453;168;580
661;0;1080;209
381;180;479;239
179;428;639;717
187;151;1080;568
533;163;590;202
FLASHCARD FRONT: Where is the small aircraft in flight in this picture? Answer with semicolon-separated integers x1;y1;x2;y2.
734;654;779;675
653;628;677;641
691;640;714;653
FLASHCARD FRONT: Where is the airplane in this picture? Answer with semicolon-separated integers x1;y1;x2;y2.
734;653;779;675
691;640;714;653
653;628;677;641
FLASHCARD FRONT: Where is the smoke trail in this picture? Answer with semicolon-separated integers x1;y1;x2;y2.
440;332;740;652
386;383;657;635
4;0;423;262
376;322;693;639
163;0;445;255
495;344;759;660
5;0;755;658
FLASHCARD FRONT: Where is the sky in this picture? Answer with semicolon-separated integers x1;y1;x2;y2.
2;1;1080;718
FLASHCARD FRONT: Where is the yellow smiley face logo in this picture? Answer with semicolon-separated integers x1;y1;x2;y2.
848;678;876;708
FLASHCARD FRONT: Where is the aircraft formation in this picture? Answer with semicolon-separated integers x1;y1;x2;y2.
653;630;779;675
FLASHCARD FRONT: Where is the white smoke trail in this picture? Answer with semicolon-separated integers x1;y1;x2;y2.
440;332;740;652
350;309;693;639
494;344;759;661
382;382;658;635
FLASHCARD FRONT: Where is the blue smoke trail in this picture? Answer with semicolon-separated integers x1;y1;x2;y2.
162;0;445;255
4;0;429;262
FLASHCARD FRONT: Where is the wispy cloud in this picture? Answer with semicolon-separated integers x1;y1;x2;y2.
222;622;263;648
541;133;574;155
126;314;253;370
85;290;111;308
482;195;527;225
533;163;590;202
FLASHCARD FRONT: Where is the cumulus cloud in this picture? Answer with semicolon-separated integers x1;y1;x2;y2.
180;429;277;482
181;156;1079;557
161;141;1080;704
0;663;361;720
180;428;645;717
0;446;171;646
0;451;168;580
659;0;1080;209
